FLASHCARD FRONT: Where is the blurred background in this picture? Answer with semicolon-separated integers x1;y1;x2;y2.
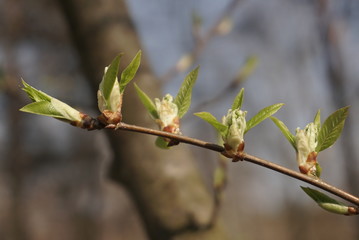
0;0;358;239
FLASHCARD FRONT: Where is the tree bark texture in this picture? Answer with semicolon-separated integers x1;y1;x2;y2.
58;0;230;239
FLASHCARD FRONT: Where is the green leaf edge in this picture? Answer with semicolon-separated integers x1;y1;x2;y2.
20;80;81;122
231;88;244;110
134;83;159;119
194;112;228;137
100;54;122;102
174;66;199;118
20;101;65;119
301;187;351;215
270;116;297;150
120;50;142;93
245;103;284;134
313;109;321;129
316;106;349;152
21;79;51;102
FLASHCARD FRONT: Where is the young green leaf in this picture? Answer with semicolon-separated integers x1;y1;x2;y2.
174;66;199;118
21;79;52;102
301;187;357;215
270;116;296;150
120;50;142;93
155;137;170;149
316;106;349;152
245;103;284;134
194;112;228;137
99;54;122;101
20;80;81;122
313;109;321;128
231;88;244;110
20;101;64;119
134;83;159;119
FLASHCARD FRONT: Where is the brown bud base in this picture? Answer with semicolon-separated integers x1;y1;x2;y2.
160;120;182;146
299;151;318;177
98;110;122;125
167;139;180;147
71;113;105;131
222;142;245;162
347;206;359;216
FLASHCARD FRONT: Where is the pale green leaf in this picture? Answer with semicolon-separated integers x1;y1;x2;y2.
120;50;142;93
99;54;122;101
316;106;349;152
51;98;82;122
134;83;159;119
301;187;355;215
20;80;81;122
270;116;296;150
174;66;199;118
20;101;64;119
314;109;321;129
194;112;228;137
245;103;284;134
155;137;170;149
21;79;51;102
231;88;244;110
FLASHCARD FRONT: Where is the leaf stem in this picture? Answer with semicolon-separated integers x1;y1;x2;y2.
117;122;359;207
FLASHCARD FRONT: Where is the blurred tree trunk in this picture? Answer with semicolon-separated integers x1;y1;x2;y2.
58;0;230;239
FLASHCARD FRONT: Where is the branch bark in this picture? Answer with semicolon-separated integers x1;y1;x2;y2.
57;0;230;239
116;122;359;208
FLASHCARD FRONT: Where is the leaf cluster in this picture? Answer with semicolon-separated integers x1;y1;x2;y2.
135;66;199;120
194;88;284;138
271;107;349;153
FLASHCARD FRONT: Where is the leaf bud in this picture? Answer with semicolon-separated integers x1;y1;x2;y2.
222;109;247;157
295;122;320;177
154;94;181;134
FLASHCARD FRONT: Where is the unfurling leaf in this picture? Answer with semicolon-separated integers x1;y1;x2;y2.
21;79;51;102
270;116;296;150
20;101;64;119
99;54;122;102
316;106;349;152
313;109;321;129
174;66;199;118
154;94;180;134
194;112;228;137
245;103;284;134
120;50;142;93
301;187;358;216
231;88;244;110
20;80;81;122
134;83;159;119
222;109;246;154
98;54;123;112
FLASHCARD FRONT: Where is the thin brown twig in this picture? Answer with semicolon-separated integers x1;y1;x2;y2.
117;122;359;207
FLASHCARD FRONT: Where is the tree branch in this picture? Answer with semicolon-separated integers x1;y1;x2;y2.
117;122;359;208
